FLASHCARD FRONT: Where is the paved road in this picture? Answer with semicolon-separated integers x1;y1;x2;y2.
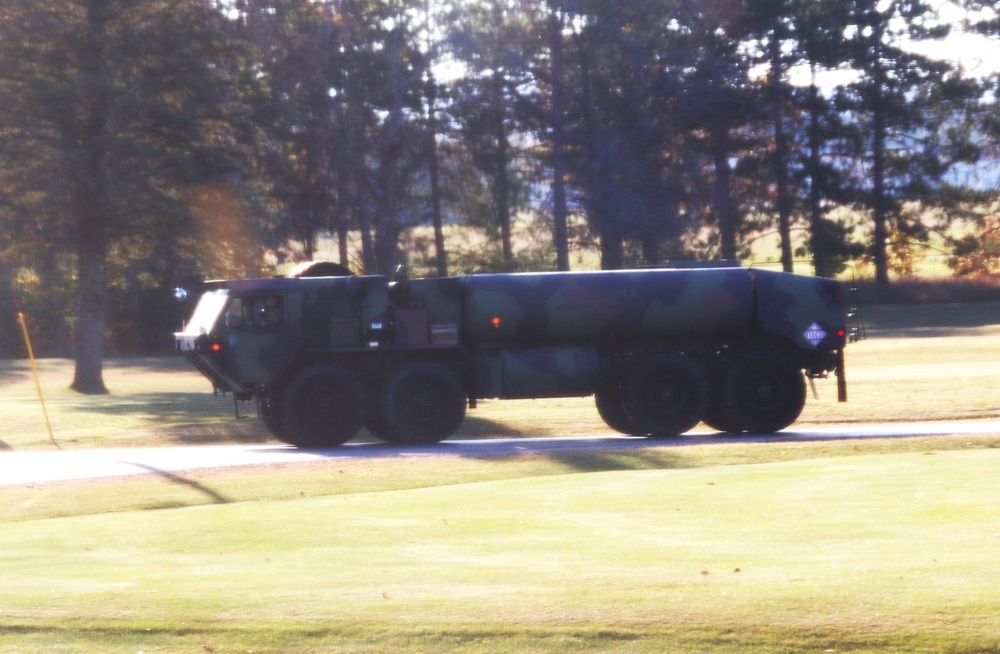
2;420;999;487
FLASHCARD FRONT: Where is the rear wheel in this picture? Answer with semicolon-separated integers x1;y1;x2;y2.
702;401;744;434
595;381;644;435
703;368;744;434
279;364;367;447
380;361;466;444
365;406;398;443
623;354;708;438
722;348;805;434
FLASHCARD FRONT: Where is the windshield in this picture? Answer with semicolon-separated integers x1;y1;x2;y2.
182;289;229;335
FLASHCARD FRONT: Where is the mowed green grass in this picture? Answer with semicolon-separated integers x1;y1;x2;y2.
1;448;999;653
1;301;1000;652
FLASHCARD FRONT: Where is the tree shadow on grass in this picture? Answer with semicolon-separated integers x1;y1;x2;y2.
0;368;32;388
447;414;686;472
450;413;536;438
56;391;272;445
269;413;691;476
282;417;999;477
126;462;232;504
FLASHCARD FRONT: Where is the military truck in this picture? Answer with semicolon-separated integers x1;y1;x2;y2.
175;265;858;447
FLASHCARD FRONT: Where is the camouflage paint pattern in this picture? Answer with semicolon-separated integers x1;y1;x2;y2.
461;268;756;346
473;347;600;399
404;277;463;326
176;265;849;401
752;269;847;352
176;275;393;393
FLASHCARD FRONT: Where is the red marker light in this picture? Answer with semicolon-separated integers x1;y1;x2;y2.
837;330;845;338
211;342;222;352
492;316;501;329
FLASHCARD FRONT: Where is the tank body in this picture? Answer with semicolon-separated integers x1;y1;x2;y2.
461;267;757;347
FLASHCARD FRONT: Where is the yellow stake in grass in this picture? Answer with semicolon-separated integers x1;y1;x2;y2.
17;312;59;449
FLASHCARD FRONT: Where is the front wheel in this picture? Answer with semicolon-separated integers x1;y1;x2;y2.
721;349;806;434
260;399;289;440
379;361;466;445
279;364;368;447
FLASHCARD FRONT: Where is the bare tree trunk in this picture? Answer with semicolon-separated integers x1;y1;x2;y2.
426;70;448;277
72;232;109;394
336;173;350;269
374;27;405;276
358;197;376;275
0;260;20;357
337;222;349;268
869;9;890;286
577;32;622;270
374;157;401;276
711;126;738;262
549;10;570;271
493;71;514;272
807;75;831;278
770;37;794;273
871;99;889;285
71;0;111;394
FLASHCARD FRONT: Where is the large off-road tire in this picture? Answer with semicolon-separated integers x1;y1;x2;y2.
380;361;466;445
260;399;289;440
721;348;806;434
623;354;708;438
595;381;644;435
702;366;744;434
365;406;399;443
279;363;367;447
701;400;744;434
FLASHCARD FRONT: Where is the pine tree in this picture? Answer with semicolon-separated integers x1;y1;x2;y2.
0;0;259;392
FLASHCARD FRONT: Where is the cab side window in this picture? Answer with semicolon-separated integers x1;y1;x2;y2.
258;295;284;326
225;295;284;328
224;298;246;327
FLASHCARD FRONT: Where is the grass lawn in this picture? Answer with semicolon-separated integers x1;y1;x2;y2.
1;445;999;653
1;300;999;652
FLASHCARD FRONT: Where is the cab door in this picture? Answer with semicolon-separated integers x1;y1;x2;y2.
221;293;300;383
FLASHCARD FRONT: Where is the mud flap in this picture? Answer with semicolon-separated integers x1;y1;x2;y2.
837;348;847;402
